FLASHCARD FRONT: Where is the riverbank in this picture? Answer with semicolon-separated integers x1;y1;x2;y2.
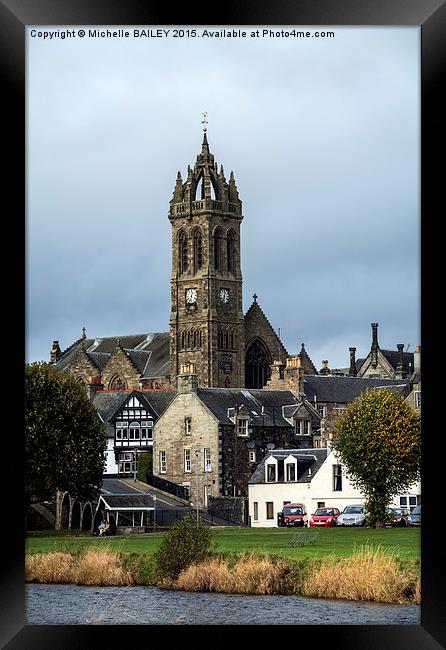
25;545;420;604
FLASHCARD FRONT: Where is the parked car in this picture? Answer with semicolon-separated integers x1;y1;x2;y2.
407;505;421;527
384;507;409;528
337;504;366;527
281;504;308;527
309;507;341;528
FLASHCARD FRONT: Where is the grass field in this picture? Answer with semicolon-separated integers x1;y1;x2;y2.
26;526;420;560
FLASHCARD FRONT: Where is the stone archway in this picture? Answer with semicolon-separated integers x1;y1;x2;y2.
71;499;81;530
81;502;93;531
245;338;272;389
61;492;70;529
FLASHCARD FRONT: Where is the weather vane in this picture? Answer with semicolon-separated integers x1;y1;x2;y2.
201;111;208;133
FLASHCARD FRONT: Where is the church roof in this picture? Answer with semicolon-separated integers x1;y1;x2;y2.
302;375;411;404
197;388;300;427
56;332;171;378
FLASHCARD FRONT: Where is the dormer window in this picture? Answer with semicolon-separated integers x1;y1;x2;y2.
286;462;296;482
236;417;249;436
266;464;276;482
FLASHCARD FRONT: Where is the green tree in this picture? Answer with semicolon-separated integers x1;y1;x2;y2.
25;362;107;509
331;388;421;527
154;514;212;580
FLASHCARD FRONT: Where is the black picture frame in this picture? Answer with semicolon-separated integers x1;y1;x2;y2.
3;0;444;647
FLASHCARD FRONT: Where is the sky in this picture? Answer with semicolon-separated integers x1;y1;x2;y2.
27;26;420;371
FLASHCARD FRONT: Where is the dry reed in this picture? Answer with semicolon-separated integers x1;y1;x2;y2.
302;545;417;604
25;550;133;586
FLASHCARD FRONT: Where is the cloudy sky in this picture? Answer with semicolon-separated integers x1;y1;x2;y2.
27;26;420;371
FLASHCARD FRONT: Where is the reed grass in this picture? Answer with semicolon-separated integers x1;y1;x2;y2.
25;549;133;586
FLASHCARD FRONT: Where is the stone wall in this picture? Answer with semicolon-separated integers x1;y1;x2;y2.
101;346;141;390
207;495;248;525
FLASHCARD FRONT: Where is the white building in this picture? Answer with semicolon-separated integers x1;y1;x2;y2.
248;446;421;527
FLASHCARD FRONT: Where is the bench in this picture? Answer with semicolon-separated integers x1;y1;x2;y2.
288;531;319;547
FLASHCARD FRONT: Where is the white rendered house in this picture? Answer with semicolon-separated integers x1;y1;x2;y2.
248;446;421;527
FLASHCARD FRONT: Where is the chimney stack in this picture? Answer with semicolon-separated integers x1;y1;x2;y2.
371;323;379;368
414;345;421;374
396;344;405;377
349;347;357;376
177;363;198;394
50;340;61;364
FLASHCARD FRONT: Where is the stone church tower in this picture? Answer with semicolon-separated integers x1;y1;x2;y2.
169;132;245;388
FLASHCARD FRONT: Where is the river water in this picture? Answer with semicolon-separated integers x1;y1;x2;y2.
26;584;420;625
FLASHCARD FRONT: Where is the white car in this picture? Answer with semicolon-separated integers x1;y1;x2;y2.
337;504;366;527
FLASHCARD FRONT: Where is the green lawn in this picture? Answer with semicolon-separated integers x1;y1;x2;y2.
26;526;420;560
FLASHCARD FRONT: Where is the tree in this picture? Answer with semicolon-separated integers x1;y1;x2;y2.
331;388;421;527
154;514;212;580
25;362;107;509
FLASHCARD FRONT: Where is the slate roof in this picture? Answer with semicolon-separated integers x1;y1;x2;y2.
99;494;154;509
380;349;414;374
56;332;171;378
249;448;329;484
92;389;175;437
302;375;411;404
197;388;301;427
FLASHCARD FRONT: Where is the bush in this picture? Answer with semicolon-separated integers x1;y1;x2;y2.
154;514;212;580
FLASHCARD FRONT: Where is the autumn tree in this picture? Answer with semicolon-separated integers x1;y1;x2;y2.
331;387;421;527
25;362;107;509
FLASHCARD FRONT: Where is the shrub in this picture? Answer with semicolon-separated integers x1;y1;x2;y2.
154;514;212;580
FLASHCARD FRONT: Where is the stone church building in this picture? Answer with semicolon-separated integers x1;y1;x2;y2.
51;133;317;390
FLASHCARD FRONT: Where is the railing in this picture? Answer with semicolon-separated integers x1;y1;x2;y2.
147;507;243;529
146;473;190;501
173;199;239;214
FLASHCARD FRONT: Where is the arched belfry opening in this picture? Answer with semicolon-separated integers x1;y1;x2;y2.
194;173;217;200
245;338;271;389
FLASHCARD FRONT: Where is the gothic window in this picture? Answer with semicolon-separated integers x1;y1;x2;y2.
245;339;271;389
179;231;188;274
214;227;222;271
224;329;229;349
181;331;186;350
109;375;127;390
227;229;235;274
230;329;235;350
218;327;223;349
193;228;203;272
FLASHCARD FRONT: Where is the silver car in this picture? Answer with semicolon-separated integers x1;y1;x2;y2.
407;505;421;526
337;504;366;527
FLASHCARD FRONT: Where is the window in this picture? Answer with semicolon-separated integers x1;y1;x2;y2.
286;463;296;482
253;502;258;521
295;419;310;435
193;228;203;272
249;450;256;463
204;448;212;472
184;417;192;435
109;374;126;390
266;464;276;482
266;502;274;520
333;464;342;491
118;452;134;474
227;230;235;273
317;502;325;509
159;451;167;474
184;448;191;473
179;231;188;274
415;391;421;409
317;405;325;417
214;228;222;271
237;418;249;436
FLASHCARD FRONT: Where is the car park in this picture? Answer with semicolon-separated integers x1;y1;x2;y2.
280;504;308;527
309;507;341;528
407;505;421;526
383;507;409;528
337;504;366;527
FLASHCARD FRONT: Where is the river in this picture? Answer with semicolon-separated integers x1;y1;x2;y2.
26;584;420;625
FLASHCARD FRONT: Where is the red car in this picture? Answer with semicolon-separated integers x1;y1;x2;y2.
309;507;341;528
281;504;308;527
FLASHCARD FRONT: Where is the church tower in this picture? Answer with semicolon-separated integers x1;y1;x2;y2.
169;127;245;388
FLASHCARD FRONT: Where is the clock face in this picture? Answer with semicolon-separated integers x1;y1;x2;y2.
219;288;230;304
186;288;197;304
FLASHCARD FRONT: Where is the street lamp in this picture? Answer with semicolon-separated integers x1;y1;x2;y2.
153;495;156;533
194;449;201;525
133;447;137;482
